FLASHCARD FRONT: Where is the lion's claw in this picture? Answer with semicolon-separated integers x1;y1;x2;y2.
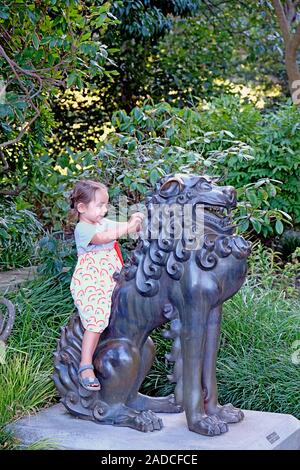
207;403;244;424
134;410;163;432
189;415;228;436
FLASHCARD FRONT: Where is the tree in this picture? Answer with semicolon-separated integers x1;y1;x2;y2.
0;0;117;194
48;0;202;156
271;0;300;101
103;0;201;110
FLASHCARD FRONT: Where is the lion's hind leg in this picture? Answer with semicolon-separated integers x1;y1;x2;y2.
93;338;163;431
126;337;182;413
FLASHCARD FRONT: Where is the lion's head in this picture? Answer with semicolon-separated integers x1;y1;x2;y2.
113;173;250;297
145;172;237;236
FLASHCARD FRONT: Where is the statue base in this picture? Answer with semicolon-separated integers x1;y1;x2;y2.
9;404;300;450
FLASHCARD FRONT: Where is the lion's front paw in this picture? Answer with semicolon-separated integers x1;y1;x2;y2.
134;410;163;432
207;403;244;424
189;415;228;436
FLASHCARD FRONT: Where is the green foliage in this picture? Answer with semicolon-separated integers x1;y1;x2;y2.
147;16;236;106
36;232;76;280
0;352;55;425
3;149;90;231
26;98;293;242
23;152;72;230
105;1;286;111
1;275;73;406
0;274;74;442
87;0;201;116
93;99;294;236
0;0;116;97
195;95;262;141
0;200;43;270
232;179;292;237
110;0;199;41
49;88;118;155
2;97;296;269
211;99;300;227
0;0;118;193
47;3;286;156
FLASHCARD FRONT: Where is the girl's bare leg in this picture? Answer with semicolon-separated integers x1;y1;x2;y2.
80;330;101;380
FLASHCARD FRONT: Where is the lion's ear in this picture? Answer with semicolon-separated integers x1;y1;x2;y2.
159;176;184;198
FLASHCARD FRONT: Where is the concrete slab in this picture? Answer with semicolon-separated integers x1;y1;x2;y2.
0;266;38;294
9;404;300;450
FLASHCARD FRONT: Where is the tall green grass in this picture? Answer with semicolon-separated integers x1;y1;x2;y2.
0;353;55;424
0;274;73;449
217;276;299;415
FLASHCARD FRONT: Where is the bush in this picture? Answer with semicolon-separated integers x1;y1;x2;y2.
4;98;296;241
196;97;300;228
0;201;43;270
95;100;292;237
36;231;76;279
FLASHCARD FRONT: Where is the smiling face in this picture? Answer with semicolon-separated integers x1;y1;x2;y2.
77;189;109;224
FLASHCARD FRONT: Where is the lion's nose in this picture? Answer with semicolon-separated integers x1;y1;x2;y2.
222;186;237;206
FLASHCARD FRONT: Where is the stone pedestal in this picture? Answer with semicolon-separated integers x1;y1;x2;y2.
9;404;300;450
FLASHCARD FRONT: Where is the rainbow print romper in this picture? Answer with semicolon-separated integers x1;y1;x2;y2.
70;218;124;333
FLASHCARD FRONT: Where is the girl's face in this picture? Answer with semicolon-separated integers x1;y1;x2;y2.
78;189;109;224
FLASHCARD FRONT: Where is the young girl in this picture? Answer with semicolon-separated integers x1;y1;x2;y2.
69;179;144;391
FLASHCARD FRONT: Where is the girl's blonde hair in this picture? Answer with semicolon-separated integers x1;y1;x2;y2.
70;180;108;218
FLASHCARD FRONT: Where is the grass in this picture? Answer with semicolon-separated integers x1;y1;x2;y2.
217;275;300;416
0;425;60;450
0;242;299;450
0;352;55;424
0;273;74;449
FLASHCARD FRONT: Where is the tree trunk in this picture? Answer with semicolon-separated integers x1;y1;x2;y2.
272;0;300;103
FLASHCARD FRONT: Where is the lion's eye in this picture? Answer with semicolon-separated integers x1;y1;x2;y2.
197;181;211;191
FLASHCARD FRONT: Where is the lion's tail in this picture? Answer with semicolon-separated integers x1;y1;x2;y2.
52;313;98;419
52;313;112;421
52;313;82;396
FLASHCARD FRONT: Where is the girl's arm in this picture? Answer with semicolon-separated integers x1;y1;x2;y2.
90;216;142;245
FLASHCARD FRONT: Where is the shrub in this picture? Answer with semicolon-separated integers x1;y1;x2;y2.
0;200;43;270
197;98;300;228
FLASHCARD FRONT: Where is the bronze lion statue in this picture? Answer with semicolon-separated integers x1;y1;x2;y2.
53;173;252;436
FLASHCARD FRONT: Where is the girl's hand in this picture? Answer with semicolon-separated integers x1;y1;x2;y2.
129;212;145;223
127;217;143;234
